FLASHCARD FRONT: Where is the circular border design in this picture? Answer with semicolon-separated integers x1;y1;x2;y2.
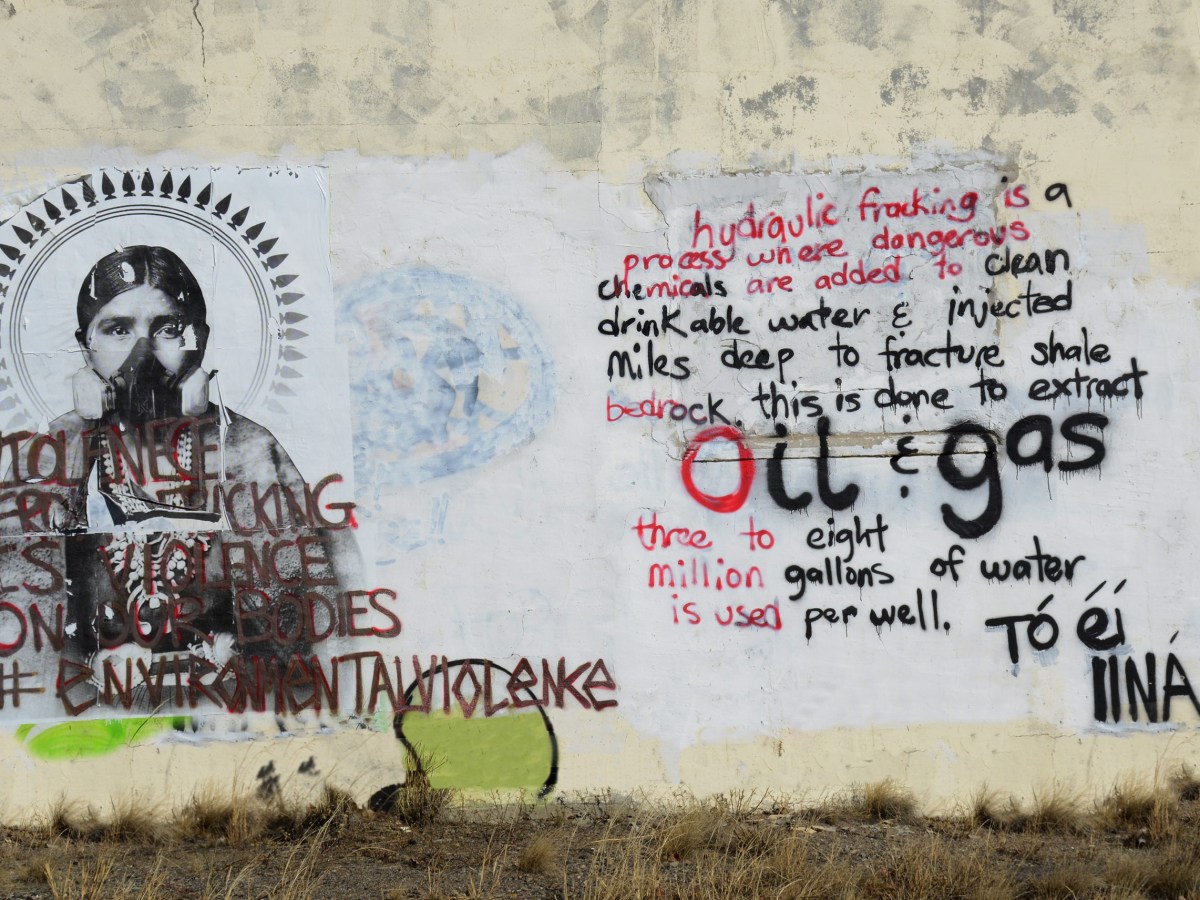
9;206;274;417
0;168;312;426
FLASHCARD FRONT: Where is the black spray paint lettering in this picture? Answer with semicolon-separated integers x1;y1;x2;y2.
681;414;1110;539
929;544;965;582
1092;650;1200;724
766;417;859;513
985;595;1059;665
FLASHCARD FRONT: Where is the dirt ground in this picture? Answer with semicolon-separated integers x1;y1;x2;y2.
2;778;1200;899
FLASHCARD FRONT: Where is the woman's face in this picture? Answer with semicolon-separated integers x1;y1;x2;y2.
80;284;199;381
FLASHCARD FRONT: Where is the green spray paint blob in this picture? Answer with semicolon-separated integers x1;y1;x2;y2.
398;710;555;793
17;717;189;761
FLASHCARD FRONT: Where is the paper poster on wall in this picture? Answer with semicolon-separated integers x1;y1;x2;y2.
0;167;366;723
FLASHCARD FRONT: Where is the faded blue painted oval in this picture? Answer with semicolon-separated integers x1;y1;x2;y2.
338;267;555;487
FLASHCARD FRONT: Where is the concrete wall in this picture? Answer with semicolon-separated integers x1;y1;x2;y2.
0;0;1195;819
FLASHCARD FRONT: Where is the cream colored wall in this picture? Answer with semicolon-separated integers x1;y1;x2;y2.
0;0;1196;819
3;0;1194;265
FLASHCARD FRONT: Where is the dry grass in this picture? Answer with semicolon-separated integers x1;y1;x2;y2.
191;796;348;900
101;795;161;843
44;857;116;900
1096;776;1177;842
37;794;160;844
690;833;859;900
201;861;258;900
303;785;356;831
174;785;267;845
5;852;52;890
659;805;725;860
173;783;357;847
263;785;357;837
44;853;168;900
575;822;1012;900
174;785;237;838
13;771;1200;899
462;832;511;899
575;830;662;900
1013;784;1086;833
857;835;1016;900
840;778;918;822
710;789;781;818
1103;843;1200;898
516;831;561;874
646;796;782;863
384;746;455;826
264;824;332;900
38;795;88;840
1024;862;1104;899
964;785;1011;829
391;767;454;826
1172;764;1200;802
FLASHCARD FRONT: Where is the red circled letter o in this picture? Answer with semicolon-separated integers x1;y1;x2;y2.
680;425;755;513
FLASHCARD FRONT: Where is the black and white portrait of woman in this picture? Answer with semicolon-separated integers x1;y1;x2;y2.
1;242;359;711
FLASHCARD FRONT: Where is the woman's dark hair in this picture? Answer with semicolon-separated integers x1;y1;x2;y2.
76;245;208;344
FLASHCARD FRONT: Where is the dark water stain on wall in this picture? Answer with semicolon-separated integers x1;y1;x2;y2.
547;122;603;160
652;65;683;129
723;75;819;143
940;75;990;113
547;0;608;54
657;86;679;130
347;0;443;126
896;126;928;148
103;68;201;130
276;55;320;93
609;3;654;67
772;0;818;46
739;76;819;118
880;64;929;107
250;0;335;17
271;52;319;97
831;0;882;48
1140;27;1200;81
344;71;419;132
332;42;447;130
550;87;603;126
964;76;989;112
549;87;604;157
599;0;690;141
388;63;440;119
1092;104;1114;126
265;50;329;125
83;15;132;47
1052;0;1116;34
957;0;998;36
998;53;1080;116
